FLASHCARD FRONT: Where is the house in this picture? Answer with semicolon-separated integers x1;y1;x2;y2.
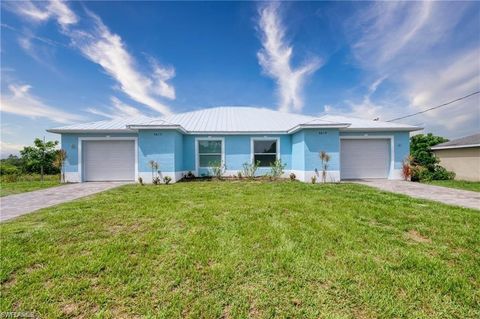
431;133;480;181
47;106;421;183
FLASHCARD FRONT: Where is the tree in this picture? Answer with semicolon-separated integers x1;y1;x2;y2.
410;133;448;170
20;138;59;179
410;133;454;181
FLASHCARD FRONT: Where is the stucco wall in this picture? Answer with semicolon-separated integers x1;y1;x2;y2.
182;134;292;176
433;147;480;181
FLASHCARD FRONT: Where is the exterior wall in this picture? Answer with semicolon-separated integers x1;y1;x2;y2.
61;133;137;183
138;130;183;183
339;131;410;180
183;134;292;177
59;129;413;183
433;147;480;181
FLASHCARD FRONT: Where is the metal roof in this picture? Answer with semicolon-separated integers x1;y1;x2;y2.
431;133;480;150
48;106;421;134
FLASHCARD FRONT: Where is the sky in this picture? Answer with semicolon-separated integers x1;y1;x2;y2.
1;1;479;157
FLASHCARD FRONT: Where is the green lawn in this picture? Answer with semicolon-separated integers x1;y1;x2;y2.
423;180;480;192
0;175;61;197
1;181;478;318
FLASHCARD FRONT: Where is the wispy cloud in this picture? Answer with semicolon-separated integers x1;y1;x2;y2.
68;11;175;115
337;1;480;137
257;3;322;112
4;0;77;29
5;0;175;116
87;97;146;119
0;84;85;124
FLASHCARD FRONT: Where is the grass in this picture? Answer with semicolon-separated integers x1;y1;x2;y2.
1;181;479;318
0;175;61;197
423;180;480;192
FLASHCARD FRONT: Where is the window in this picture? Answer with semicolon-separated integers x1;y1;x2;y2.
198;140;222;167
253;139;278;167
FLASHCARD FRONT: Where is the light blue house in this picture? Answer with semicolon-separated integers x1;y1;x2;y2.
48;107;421;183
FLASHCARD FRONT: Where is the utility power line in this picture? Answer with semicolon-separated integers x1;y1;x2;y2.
387;91;480;122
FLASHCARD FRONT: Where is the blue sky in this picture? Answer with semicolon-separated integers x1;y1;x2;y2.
1;1;479;156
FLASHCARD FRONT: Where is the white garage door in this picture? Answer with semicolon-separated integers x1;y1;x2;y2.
82;140;135;181
340;139;390;179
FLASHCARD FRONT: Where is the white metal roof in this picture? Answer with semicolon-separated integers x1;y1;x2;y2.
48;106;421;134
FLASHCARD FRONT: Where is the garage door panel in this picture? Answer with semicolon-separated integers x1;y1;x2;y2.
341;139;390;179
83;140;135;181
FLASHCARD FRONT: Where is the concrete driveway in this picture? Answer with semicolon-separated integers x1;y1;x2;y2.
353;179;480;210
0;182;129;222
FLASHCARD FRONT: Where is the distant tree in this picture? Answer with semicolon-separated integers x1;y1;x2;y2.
410;133;448;170
20;138;59;179
0;155;25;173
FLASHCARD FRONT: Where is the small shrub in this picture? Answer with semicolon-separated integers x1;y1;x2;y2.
311;175;317;184
401;156;413;181
185;171;195;180
242;161;260;179
431;166;455;180
210;161;225;179
163;176;172;185
269;159;286;180
0;163;19;175
149;160;159;183
152;176;161;185
289;173;296;181
138;177;144;185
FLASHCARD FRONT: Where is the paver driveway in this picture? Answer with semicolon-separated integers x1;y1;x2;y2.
0;182;128;222
354;179;480;210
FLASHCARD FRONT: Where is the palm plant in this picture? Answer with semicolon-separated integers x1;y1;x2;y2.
319;151;330;183
149;160;159;183
53;149;67;183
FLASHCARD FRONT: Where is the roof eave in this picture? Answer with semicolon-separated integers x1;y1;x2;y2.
126;125;188;134
287;124;350;134
431;144;480;150
46;129;136;134
340;127;423;132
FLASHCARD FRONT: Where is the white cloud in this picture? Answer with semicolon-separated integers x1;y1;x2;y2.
6;1;175;116
0;84;85;124
67;11;175;115
336;1;480;137
87;97;146;119
0;141;24;157
257;3;322;112
5;0;77;28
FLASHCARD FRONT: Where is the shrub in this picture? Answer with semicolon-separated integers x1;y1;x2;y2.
289;173;296;181
163;176;172;185
184;171;195;180
138;177;144;186
242;161;260;179
152;176;161;185
401;155;413;181
431;166;455;180
311;175;317;184
269;159;286;180
149;160;159;183
0;163;19;175
210;161;225;179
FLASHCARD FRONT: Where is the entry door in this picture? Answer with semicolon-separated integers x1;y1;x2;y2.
340;139;390;179
82;140;135;181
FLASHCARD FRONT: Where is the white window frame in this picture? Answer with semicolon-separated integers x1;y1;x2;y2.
78;136;138;182
250;137;280;167
195;137;225;174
